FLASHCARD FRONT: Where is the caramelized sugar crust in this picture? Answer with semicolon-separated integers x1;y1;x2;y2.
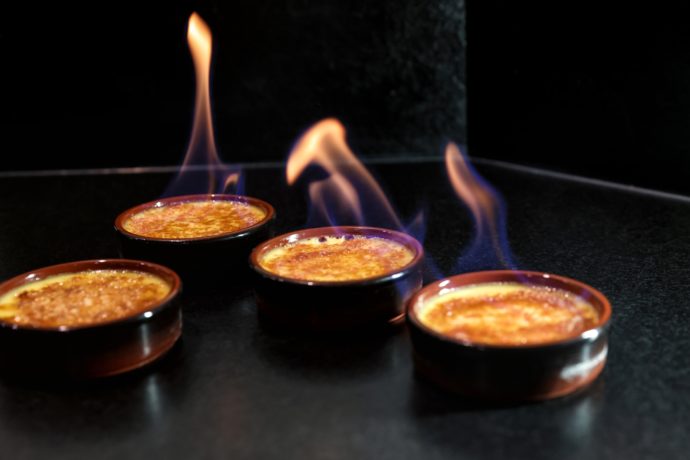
419;282;600;346
259;235;415;282
123;200;266;239
0;270;172;328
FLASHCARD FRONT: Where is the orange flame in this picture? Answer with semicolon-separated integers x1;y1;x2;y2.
286;119;402;229
223;172;240;192
445;143;496;236
165;12;238;196
186;13;219;190
445;142;511;267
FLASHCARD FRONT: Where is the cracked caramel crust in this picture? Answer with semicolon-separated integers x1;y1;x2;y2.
418;283;600;346
0;270;172;328
123;200;266;239
259;235;415;282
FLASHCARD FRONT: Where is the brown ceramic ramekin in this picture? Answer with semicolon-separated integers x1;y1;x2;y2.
0;259;182;379
115;194;275;283
407;270;611;401
250;226;424;331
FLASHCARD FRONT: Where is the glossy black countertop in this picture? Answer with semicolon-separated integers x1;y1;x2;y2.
0;160;688;459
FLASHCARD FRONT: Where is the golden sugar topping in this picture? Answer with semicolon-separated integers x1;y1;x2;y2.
418;282;599;346
123;200;266;239
259;235;415;282
0;270;172;328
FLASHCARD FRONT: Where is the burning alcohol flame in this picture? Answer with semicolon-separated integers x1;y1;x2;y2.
445;142;514;271
287;118;404;230
164;12;240;197
187;12;216;165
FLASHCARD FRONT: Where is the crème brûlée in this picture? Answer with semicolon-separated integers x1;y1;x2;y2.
259;235;415;282
0;270;172;329
417;282;600;346
122;200;267;239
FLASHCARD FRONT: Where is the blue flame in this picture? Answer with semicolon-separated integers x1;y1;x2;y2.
162;164;243;197
445;143;516;273
162;12;243;198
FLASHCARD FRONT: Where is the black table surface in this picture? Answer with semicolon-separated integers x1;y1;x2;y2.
0;160;688;459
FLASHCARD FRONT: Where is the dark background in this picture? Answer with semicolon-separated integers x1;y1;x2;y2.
2;1;690;194
467;1;690;195
0;1;465;169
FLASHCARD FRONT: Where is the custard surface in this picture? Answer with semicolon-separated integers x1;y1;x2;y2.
417;282;599;346
0;270;172;328
259;235;415;282
123;200;266;239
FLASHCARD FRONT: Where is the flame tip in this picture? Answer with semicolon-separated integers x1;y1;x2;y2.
444;139;514;271
168;8;222;196
286;117;403;230
188;11;205;25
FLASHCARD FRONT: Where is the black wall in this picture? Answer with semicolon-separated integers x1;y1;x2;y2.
3;2;690;196
0;1;465;170
467;1;690;194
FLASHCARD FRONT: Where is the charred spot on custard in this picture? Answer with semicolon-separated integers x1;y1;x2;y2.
259;235;414;282
417;282;600;346
123;200;266;239
0;270;171;328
